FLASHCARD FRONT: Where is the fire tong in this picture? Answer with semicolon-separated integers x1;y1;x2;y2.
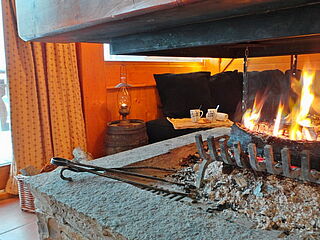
51;157;197;201
195;134;320;188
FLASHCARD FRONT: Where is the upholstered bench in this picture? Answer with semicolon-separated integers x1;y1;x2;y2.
146;71;243;143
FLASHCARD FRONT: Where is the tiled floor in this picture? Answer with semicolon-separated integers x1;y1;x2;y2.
0;198;39;240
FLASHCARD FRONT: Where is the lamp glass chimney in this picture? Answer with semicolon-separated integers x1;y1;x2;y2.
117;65;131;122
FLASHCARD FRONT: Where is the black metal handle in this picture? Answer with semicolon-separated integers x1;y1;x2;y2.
51;157;72;166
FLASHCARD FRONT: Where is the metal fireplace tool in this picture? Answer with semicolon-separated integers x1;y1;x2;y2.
195;133;320;188
51;157;197;201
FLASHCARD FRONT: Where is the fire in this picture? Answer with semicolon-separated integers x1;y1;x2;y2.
289;71;315;140
243;94;266;131
242;69;317;141
272;102;284;137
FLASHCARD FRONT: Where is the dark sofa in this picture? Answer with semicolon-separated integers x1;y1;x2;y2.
146;71;243;143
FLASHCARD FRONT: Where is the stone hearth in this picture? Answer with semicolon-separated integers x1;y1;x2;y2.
27;127;300;240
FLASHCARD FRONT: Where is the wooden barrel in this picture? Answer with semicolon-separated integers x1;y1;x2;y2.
105;119;148;155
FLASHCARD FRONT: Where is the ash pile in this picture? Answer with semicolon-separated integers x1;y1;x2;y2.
171;153;320;239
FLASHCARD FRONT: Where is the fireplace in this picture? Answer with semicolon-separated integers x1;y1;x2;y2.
17;1;320;239
34;64;320;239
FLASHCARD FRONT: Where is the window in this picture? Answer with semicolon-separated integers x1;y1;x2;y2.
104;44;205;62
0;3;12;165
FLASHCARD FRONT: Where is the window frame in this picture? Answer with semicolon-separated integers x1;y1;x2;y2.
104;44;206;63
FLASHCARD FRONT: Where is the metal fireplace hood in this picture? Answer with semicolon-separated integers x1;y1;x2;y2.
15;0;320;58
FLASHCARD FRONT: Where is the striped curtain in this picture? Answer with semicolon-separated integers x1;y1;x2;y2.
2;0;87;194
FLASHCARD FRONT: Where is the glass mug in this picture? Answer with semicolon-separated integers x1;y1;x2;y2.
190;109;203;122
206;109;217;122
216;112;228;121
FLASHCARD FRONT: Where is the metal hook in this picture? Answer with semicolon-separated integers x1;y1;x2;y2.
60;168;73;181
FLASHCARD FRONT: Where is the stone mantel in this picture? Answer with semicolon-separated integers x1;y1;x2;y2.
27;127;285;240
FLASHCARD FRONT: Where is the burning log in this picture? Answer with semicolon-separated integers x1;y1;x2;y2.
195;127;320;189
228;123;320;171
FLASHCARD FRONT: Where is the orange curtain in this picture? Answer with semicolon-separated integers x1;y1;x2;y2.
2;0;87;194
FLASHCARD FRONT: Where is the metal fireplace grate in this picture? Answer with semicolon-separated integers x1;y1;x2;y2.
195;133;320;188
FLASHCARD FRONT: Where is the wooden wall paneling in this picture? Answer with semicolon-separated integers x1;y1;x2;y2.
104;61;211;124
220;56;292;72
221;54;320;73
246;56;291;72
297;53;320;70
104;61;208;88
106;86;161;123
202;59;220;73
0;164;10;190
77;43;107;158
220;58;243;72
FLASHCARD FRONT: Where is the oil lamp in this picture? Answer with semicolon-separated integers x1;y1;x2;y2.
115;65;132;124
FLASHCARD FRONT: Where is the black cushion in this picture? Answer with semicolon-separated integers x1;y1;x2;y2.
154;72;213;118
146;118;206;144
209;71;243;121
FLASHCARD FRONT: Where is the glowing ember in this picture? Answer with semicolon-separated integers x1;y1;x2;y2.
242;69;318;141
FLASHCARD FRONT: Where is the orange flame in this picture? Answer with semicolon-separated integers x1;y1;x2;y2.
242;69;317;141
243;94;266;131
289;70;315;140
273;102;284;137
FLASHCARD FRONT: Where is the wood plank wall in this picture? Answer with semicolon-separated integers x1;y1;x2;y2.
105;59;219;122
0;164;10;190
78;42;320;158
221;53;320;72
77;43;219;157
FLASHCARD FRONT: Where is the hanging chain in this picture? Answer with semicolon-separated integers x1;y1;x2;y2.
242;47;249;112
291;54;298;78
